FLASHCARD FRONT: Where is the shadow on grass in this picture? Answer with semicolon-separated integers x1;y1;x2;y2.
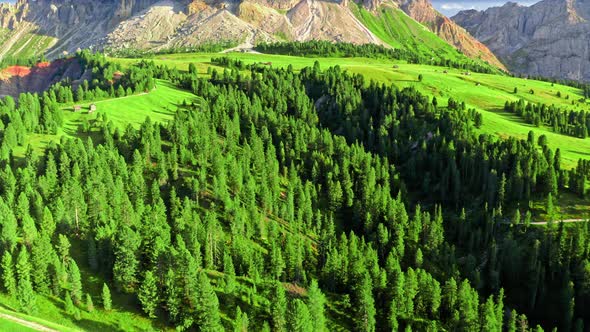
74;317;124;332
563;149;590;157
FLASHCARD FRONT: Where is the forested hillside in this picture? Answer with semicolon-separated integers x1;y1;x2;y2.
0;50;589;331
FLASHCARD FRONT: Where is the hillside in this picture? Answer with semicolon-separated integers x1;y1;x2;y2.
452;0;590;81
0;0;504;70
111;51;590;167
0;49;590;332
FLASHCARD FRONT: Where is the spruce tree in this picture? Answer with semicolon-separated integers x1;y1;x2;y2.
86;293;94;312
102;283;112;311
69;259;83;304
195;271;222;331
307;279;326;331
16;247;36;314
1;251;16;296
138;270;159;318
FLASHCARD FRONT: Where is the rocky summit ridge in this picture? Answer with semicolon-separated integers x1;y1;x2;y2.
453;0;590;80
0;0;503;69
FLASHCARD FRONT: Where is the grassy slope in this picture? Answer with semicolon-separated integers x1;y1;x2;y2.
351;4;459;60
0;28;56;59
111;53;590;168
0;289;161;331
13;80;200;158
6;52;588;327
0;306;80;332
0;318;37;332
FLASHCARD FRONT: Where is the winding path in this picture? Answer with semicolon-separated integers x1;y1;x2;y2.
0;311;58;332
529;218;587;225
501;218;588;226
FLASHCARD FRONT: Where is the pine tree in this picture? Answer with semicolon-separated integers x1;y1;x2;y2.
507;309;517;332
69;259;83;304
0;199;18;252
288;299;313;332
102;283;112;311
271;282;287;332
546;193;555;220
86;293;94;312
1;251;16;296
307;280;326;331
16;247;36;314
234;306;249;332
64;291;75;315
195;271;222;331
512;209;521;225
354;272;376;332
138;270;159;318
164;268;180;323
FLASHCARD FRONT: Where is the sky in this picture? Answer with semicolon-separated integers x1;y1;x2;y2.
432;0;538;16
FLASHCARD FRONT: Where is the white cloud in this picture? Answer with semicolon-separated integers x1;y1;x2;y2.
440;3;469;10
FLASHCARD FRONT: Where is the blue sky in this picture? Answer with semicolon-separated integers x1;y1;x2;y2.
432;0;538;16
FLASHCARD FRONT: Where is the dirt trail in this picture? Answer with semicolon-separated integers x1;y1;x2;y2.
502;218;588;226
0;311;59;332
530;218;587;225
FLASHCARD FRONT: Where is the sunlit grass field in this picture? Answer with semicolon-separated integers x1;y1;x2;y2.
13;80;200;158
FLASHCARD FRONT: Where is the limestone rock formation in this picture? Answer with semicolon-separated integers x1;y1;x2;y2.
0;0;504;71
453;0;590;80
393;0;506;69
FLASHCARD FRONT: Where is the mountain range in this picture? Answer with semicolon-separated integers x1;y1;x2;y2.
0;0;504;68
452;0;590;81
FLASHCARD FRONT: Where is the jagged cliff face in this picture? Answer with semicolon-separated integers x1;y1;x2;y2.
453;0;590;80
393;0;505;69
0;0;504;71
2;0;179;56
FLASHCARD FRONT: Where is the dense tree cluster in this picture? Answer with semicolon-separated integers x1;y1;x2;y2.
0;52;155;142
0;55;47;70
106;41;239;59
255;41;501;74
505;99;590;138
0;51;590;331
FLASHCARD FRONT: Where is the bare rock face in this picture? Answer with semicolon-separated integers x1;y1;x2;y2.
0;0;504;72
392;0;506;69
453;0;590;80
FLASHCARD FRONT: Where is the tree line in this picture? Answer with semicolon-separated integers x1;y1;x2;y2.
255;41;501;74
505;99;590;138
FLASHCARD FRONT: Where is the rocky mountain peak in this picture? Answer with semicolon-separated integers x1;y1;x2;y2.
453;0;590;80
0;0;504;71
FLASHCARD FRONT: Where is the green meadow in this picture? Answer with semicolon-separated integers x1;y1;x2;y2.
13;80;200;158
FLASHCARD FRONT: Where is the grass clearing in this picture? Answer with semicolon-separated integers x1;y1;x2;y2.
13;80;200;158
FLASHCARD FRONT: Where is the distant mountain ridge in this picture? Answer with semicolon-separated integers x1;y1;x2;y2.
0;0;504;69
453;0;590;80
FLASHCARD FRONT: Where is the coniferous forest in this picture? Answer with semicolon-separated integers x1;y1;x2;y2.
1;51;590;331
